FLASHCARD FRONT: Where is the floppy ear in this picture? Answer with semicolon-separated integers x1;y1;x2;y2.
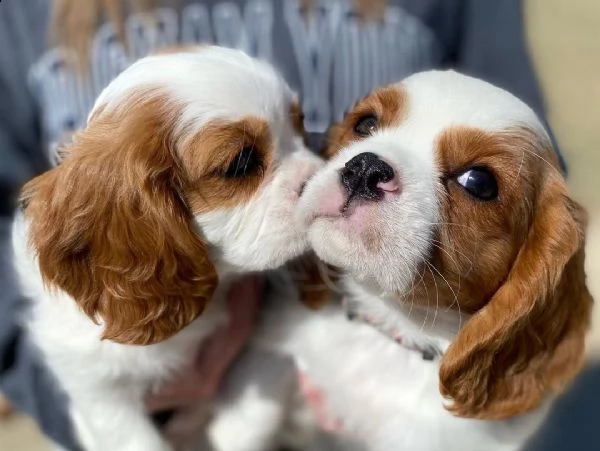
439;172;593;419
21;98;217;346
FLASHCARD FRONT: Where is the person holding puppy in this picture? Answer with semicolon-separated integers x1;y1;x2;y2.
0;1;558;449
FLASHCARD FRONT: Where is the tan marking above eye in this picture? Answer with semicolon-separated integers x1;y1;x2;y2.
323;85;407;159
181;116;273;214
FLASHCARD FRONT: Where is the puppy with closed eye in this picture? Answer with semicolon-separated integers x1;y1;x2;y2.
11;46;321;451
209;70;593;451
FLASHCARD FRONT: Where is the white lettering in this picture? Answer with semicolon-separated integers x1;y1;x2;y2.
212;1;274;59
181;4;214;44
284;0;343;133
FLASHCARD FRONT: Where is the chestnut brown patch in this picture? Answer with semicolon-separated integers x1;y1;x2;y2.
324;85;407;158
182;116;273;214
397;125;592;419
21;89;227;346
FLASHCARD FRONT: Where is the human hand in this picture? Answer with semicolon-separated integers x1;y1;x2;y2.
145;276;263;413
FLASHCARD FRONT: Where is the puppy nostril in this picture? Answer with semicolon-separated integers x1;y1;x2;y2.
377;177;401;193
340;152;396;201
366;172;384;195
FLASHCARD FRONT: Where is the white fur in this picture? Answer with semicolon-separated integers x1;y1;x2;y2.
12;47;321;451
210;71;554;451
215;283;547;451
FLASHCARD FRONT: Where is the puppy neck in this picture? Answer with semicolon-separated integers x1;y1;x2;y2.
343;276;467;354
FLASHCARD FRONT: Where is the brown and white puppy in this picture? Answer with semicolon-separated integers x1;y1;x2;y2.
11;46;321;451
210;70;592;451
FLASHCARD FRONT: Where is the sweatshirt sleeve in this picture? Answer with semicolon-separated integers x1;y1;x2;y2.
0;3;49;199
451;0;566;173
0;5;79;451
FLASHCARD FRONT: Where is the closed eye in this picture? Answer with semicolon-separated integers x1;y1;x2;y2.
225;146;261;178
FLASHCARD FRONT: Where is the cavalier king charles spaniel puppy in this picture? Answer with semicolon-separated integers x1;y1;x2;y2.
210;70;593;451
10;46;321;451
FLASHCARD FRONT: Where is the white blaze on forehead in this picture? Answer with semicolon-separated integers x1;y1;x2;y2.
394;70;549;153
90;46;292;133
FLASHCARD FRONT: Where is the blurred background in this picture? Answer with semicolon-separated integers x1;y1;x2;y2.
1;0;599;449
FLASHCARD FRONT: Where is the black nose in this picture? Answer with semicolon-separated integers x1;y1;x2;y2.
340;152;394;201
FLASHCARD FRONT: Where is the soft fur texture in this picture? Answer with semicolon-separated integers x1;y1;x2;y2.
210;70;592;451
11;46;322;451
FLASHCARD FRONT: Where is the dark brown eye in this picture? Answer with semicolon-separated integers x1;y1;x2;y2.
225;147;261;178
353;115;378;136
454;167;498;201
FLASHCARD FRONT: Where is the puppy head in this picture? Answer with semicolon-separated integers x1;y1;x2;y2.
22;46;320;345
299;70;592;419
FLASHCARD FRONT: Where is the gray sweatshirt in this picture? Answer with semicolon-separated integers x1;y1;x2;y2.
0;1;562;449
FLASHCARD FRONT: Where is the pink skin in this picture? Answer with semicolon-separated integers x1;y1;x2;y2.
309;186;346;222
377;175;401;194
145;277;263;441
309;171;401;234
298;371;343;433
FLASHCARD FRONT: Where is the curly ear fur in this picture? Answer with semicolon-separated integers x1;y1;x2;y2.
22;94;217;345
439;172;592;419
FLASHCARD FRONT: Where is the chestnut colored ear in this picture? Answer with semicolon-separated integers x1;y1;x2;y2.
21;100;217;345
439;174;593;419
289;253;337;310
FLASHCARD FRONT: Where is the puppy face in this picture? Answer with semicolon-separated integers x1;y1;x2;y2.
299;71;592;419
22;46;320;345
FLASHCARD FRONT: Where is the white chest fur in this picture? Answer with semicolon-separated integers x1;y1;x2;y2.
233;277;551;451
277;306;546;451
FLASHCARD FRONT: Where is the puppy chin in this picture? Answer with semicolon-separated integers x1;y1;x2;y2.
297;171;388;287
306;215;416;295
